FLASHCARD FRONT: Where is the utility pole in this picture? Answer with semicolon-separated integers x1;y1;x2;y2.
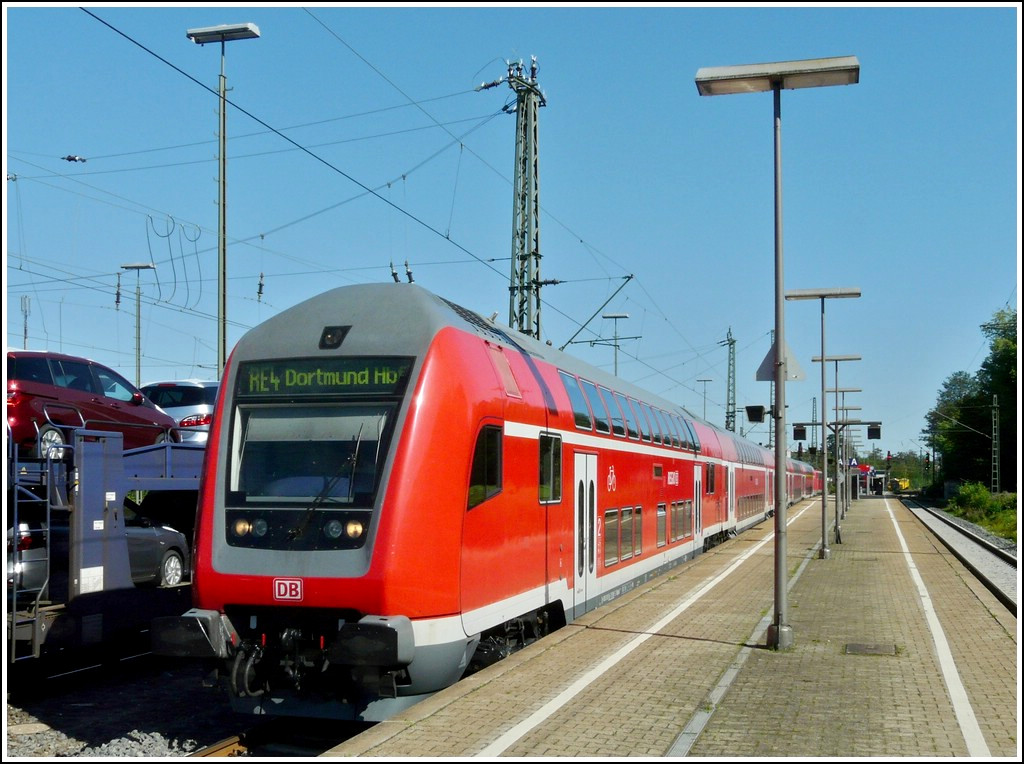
720;328;736;431
479;58;547;339
811;396;818;451
767;329;775;447
991;394;1000;494
21;295;30;349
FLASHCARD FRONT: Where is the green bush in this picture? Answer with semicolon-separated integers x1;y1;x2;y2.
947;482;1017;542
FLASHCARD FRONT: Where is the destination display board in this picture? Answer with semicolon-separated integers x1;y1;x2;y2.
236;357;414;398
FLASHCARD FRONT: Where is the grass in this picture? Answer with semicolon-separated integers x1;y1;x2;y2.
945;482;1018;543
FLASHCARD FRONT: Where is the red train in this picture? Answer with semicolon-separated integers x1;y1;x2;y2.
153;282;821;720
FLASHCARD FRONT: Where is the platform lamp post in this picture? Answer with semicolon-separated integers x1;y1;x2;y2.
820;368;862;543
786;287;860;560
186;22;260;379
696;56;860;650
837;403;862;516
121;263;156;387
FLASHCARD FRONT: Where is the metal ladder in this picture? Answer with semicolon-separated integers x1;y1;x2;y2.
7;429;73;662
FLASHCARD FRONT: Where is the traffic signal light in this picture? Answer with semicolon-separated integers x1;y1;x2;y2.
924;453;931;469
886;451;892;468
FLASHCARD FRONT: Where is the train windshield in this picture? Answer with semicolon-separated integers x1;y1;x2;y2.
228;403;395;507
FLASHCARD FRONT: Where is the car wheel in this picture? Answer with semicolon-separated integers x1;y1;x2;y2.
37;425;66;458
159;550;184;587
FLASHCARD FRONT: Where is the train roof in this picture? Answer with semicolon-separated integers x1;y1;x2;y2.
235;282;815;471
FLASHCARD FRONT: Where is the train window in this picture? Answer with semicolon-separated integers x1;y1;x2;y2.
604;509;620;566
633;505;642;557
230;403;394;506
683;418;701;453
539;433;562;503
639;402;662;444
225;403;396;550
706;462;716;495
656;503;667;547
670;500;693;541
672;415;692;450
558;371;593;430
620;507;633;561
580;379;610;435
613;392;640;440
600;387;626;437
629;398;651;441
682;500;693;538
468;425;502;510
658;410;681;448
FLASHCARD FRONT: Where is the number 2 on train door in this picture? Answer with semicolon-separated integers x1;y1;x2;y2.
574;452;598;615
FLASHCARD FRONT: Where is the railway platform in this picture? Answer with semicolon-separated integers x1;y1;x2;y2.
324;495;1018;758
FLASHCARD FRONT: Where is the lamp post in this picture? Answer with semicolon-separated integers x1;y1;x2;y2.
696;55;860;650
121;263;156;386
837;403;862;515
820;368;862;543
786;287;860;560
697;378;712;420
186;22;260;378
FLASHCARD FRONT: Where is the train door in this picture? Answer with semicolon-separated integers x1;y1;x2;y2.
693;463;703;541
573;452;598;615
727;466;736;527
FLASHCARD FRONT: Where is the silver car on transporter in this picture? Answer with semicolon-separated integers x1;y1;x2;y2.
140;379;219;445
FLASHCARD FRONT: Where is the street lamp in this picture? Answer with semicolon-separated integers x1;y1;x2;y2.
786;287;861;560
121;263;157;386
696;55;860;650
837;404;863;514
697;378;712;420
821;368;862;542
186;22;260;378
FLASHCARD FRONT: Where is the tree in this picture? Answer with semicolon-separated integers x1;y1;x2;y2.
978;307;1017;492
924;307;1017;492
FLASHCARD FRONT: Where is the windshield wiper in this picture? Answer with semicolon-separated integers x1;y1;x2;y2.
287;423;365;543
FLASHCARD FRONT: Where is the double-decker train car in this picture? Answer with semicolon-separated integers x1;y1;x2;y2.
153;282;820;720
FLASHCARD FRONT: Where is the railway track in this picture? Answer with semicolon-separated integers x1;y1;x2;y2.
899;496;1017;615
190;717;373;757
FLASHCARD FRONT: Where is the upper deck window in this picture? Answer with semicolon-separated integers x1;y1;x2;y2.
639;401;662;444
580;379;611;435
613;391;640;440
558;371;593;430
630;398;652;442
600;387;626;437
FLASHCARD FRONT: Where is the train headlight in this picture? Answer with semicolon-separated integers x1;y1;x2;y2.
251;518;268;538
233;518;251;537
345;520;364;539
324;519;344;540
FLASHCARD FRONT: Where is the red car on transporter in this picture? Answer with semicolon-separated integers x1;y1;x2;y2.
6;349;180;457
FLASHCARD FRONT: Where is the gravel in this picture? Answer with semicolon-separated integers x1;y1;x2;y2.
6;653;243;758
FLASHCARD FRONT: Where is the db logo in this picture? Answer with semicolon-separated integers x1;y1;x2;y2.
274;578;303;601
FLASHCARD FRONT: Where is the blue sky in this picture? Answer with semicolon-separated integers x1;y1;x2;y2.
4;3;1020;464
